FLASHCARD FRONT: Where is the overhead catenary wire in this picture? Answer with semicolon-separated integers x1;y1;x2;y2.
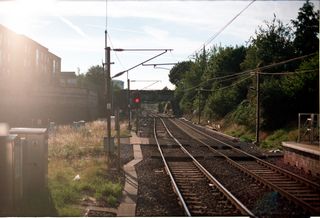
191;0;256;58
141;81;161;90
105;0;108;30
107;32;125;71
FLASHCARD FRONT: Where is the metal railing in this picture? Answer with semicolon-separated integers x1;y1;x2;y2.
298;113;319;144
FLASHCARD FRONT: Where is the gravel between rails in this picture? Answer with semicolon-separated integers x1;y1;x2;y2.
164;118;310;217
136;116;315;216
135;144;185;216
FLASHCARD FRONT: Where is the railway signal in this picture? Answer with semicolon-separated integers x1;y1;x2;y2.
133;97;141;104
132;96;141;109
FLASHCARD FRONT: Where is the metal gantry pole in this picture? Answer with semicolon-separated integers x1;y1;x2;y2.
127;76;131;130
116;108;121;171
105;29;112;162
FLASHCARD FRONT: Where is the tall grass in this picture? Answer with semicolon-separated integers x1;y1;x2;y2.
48;120;123;216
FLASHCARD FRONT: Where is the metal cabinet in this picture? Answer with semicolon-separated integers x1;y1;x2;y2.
9;128;48;199
0;135;23;214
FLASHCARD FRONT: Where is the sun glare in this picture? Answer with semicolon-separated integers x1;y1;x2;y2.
4;0;56;34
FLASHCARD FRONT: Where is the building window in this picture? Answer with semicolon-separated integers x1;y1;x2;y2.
53;59;56;74
36;49;39;66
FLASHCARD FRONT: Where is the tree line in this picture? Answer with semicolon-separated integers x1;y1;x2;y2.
169;1;319;131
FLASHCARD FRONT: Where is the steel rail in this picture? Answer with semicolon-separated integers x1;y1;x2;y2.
173;118;320;214
159;118;255;217
153;117;191;216
178;118;320;189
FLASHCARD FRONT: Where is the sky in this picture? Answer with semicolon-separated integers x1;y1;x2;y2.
0;0;318;90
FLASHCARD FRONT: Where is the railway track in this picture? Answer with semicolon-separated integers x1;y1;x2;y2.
153;116;254;216
170;118;320;214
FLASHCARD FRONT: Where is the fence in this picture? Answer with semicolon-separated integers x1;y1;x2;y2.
298;113;319;144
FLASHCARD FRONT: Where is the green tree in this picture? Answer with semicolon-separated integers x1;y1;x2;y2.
241;15;294;73
77;65;105;117
283;53;319;114
292;0;319;56
169;61;193;86
200;45;248;119
205;46;246;78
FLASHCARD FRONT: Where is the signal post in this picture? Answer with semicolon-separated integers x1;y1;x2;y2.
131;93;141;135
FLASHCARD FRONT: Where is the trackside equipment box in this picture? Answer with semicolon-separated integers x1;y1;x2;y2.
0;135;23;214
9;128;48;199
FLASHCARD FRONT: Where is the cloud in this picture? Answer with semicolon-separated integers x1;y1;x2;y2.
142;26;169;41
1;0;317;90
57;15;88;38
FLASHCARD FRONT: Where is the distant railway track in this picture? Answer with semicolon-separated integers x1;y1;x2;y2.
170;118;320;214
153;116;254;216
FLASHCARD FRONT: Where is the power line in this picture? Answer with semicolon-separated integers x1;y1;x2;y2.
182;52;316;92
184;71;250;92
191;0;256;58
254;53;317;72
258;69;318;75
107;32;125;71
105;0;108;30
199;75;253;93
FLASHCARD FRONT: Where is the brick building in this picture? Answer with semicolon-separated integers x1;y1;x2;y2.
60;71;77;87
0;24;61;89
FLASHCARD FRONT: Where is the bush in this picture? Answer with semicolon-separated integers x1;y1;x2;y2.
231;100;255;129
261;129;288;149
107;195;118;207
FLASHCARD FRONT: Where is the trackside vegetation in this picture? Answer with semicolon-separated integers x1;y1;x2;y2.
169;1;319;147
48;121;128;216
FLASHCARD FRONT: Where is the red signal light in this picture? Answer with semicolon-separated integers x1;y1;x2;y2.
134;97;140;104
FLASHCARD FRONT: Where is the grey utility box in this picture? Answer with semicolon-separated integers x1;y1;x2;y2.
104;136;115;154
0;135;23;214
9;128;48;199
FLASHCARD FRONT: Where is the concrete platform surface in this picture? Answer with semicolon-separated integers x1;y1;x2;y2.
130;132;150;145
282;141;320;176
117;132;143;216
282;141;320;156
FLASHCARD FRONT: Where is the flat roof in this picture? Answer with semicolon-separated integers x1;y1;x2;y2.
10;128;47;134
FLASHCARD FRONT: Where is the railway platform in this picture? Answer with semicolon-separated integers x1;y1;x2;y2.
117;132;143;216
282;141;320;176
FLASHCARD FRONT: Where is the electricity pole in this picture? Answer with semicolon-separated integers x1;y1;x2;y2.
255;71;260;145
198;89;201;124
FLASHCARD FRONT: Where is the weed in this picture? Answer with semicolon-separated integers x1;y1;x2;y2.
261;129;289;149
48;120;125;216
57;206;82;217
107;195;118;207
240;135;254;143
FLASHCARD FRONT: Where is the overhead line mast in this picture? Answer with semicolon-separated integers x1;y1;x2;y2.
104;0;112;163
